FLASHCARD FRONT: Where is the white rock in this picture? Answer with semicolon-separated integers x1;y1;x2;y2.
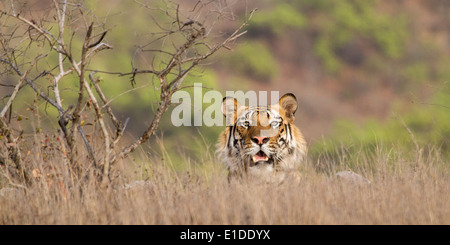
334;171;371;185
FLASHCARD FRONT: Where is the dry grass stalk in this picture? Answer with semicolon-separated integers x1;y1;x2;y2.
0;142;448;225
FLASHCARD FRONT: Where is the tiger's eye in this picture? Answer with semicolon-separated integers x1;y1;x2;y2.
271;121;281;128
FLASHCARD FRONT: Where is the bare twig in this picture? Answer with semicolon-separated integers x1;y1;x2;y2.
0;54;45;118
53;0;68;117
89;72;119;128
0;57;65;114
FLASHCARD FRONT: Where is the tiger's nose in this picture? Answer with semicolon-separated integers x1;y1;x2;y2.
251;136;269;145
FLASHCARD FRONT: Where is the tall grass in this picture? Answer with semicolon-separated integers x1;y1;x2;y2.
0;138;448;225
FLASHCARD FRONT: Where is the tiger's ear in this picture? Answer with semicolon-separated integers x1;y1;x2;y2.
278;93;298;123
222;97;242;126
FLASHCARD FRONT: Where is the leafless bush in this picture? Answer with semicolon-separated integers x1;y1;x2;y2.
0;0;252;188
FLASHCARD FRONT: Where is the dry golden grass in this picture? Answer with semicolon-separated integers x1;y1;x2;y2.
0;143;449;225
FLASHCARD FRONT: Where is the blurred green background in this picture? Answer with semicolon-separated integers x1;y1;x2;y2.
1;0;449;166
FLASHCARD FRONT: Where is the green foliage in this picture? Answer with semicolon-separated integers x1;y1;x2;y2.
249;3;307;36
401;62;430;84
314;37;342;73
405;91;450;148
224;41;278;82
311;89;450;161
301;0;409;72
437;58;450;82
371;15;409;59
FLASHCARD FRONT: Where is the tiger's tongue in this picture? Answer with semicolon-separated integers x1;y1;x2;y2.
252;151;268;163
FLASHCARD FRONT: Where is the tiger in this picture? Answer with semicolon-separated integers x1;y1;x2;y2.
216;93;307;184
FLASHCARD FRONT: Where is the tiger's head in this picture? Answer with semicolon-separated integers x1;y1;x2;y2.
216;93;307;183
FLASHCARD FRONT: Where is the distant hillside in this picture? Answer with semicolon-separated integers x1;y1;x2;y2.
213;0;450;142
